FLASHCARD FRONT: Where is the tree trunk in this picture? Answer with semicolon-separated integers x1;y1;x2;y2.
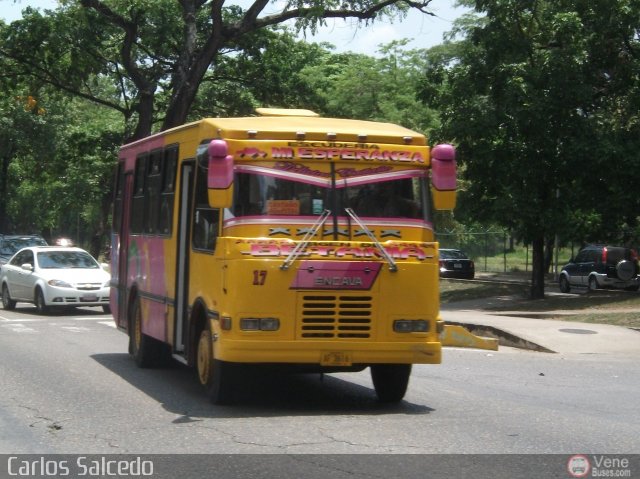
0;153;10;232
530;235;546;299
543;237;554;273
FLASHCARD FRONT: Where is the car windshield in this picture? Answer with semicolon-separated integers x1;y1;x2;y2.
37;251;99;269
1;237;47;255
440;250;468;259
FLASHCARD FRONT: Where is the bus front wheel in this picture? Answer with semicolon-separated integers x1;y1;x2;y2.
370;364;412;403
197;324;234;405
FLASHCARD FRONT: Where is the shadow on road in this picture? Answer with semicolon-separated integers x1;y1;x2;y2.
91;353;434;419
4;304;109;317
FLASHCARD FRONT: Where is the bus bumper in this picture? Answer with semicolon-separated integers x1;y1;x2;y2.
216;339;442;365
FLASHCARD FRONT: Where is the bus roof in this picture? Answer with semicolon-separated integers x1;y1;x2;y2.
120;110;428;150
199;114;427;146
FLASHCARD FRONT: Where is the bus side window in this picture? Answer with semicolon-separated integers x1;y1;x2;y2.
145;149;163;234
159;145;178;235
193;208;219;251
131;153;148;234
192;160;219;252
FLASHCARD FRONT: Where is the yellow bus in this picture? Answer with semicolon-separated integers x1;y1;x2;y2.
110;108;457;404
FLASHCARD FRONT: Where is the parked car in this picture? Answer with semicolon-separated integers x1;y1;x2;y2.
0;234;48;265
0;246;111;314
439;248;475;279
558;244;640;293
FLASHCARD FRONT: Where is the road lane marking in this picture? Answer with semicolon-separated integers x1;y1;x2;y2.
1;323;37;333
61;326;92;332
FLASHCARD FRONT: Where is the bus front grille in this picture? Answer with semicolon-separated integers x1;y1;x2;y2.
298;294;373;339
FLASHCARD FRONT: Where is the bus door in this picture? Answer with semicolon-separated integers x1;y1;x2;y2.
115;168;133;329
173;160;194;358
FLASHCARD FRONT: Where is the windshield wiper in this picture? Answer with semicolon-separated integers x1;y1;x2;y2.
344;208;398;272
280;209;331;270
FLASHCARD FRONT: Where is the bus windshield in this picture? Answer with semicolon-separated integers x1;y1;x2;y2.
231;169;427;220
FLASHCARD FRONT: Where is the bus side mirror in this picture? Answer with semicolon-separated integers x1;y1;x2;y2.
430;143;457;210
207;139;234;208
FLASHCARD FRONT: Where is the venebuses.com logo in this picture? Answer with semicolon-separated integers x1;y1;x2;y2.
568;455;590;478
568;455;632;478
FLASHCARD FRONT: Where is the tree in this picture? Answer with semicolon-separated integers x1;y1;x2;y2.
299;40;439;131
1;0;438;142
0;92;54;233
420;0;640;298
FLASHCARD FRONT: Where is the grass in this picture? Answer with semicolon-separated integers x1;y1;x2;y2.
440;278;640;328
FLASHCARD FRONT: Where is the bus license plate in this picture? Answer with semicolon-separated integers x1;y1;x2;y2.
321;352;352;366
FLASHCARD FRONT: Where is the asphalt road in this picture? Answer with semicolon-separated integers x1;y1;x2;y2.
1;304;639;476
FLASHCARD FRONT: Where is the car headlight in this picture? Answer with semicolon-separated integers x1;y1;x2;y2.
48;279;73;288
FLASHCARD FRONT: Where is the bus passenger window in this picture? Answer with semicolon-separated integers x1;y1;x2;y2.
192;161;219;252
193;208;219;251
131;154;148;234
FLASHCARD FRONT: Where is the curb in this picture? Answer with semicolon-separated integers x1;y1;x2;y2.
446;321;556;354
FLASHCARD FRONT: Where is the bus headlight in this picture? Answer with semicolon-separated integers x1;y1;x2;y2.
393;320;429;333
240;317;280;331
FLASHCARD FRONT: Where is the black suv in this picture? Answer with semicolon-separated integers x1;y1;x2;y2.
558;245;640;292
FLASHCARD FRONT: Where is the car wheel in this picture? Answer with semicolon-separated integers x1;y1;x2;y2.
34;287;49;314
197;322;235;405
588;276;598;291
2;284;16;310
370;364;411;403
559;275;571;293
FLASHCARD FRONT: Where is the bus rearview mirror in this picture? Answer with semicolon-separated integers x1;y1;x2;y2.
207;139;234;208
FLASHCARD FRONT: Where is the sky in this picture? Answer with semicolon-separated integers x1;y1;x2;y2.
0;0;467;55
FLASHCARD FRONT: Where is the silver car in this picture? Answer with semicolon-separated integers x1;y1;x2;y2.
0;246;111;314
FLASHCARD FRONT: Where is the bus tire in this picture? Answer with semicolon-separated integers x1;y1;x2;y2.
370;364;411;403
129;297;169;368
197;323;234;405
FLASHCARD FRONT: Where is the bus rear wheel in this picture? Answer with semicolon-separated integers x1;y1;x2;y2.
370;364;412;403
129;297;169;368
197;324;234;405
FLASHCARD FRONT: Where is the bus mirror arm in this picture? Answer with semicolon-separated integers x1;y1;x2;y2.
344;208;398;272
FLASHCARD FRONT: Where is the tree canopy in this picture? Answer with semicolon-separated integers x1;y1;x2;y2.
1;0;437;141
421;0;640;297
3;0;640;296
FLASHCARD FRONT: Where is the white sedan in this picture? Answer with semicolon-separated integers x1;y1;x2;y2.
0;246;111;314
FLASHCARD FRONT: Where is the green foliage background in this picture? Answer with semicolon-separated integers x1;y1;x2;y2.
1;0;640;297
